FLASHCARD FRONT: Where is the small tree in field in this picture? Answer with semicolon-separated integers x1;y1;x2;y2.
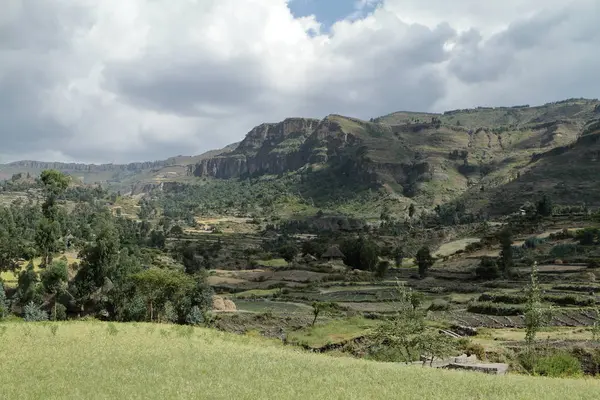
310;301;340;326
524;262;552;367
370;281;450;363
592;305;600;342
415;247;434;279
498;229;514;277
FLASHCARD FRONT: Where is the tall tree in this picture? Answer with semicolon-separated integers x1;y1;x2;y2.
524;262;552;367
415;246;434;279
36;170;70;267
498;229;514;277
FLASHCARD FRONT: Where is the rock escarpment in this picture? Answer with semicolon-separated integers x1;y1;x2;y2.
190;116;363;179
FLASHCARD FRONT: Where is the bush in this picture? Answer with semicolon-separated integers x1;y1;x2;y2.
428;299;450;311
23;302;49;322
534;353;583;378
163;301;178;323
475;257;499;280
467;302;524;316
120;295;147;322
50;303;67;321
479;292;595;307
478;293;526;304
459;341;486;360
185;306;204;325
545;294;595;307
524;237;546;249
0;282;8;319
550;244;579;258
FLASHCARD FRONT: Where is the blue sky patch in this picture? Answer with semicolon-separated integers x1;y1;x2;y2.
289;0;382;31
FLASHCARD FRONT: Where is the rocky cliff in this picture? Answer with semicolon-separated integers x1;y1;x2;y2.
190;98;600;206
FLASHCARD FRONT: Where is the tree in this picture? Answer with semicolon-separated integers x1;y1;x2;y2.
340;236;380;271
375;260;390;279
311;301;340;326
37;170;70;267
16;262;41;306
475;257;500;280
169;225;184;237
393;247;405;267
592;305;600;342
278;242;299;262
0;282;8;319
370;282;426;363
73;220;120;297
35;218;62;267
41;259;69;321
524;262;552;364
417;330;457;367
536;194;554;217
498;228;514;277
415;247;434;279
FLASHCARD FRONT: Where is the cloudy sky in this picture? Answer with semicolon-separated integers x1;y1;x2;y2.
1;0;598;164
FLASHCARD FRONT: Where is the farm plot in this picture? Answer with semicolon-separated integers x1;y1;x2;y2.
515;264;587;274
234;300;312;315
446;310;600;328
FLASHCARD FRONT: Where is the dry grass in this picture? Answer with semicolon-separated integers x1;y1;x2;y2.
1;321;600;399
434;238;481;257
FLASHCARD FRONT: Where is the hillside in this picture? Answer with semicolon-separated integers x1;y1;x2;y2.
0;143;239;189
1;322;599;400
2;98;599;214
190;98;600;210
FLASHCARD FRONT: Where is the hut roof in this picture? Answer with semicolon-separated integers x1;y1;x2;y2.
322;245;345;259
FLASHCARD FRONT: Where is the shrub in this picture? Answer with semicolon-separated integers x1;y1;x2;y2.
50;303;67;321
0;282;8;319
121;295;147;322
534;353;583;378
545;294;595;307
428;299;450;311
375;261;389;279
467;302;524;316
524;237;546;249
163;301;178;323
550;244;579;258
478;293;527;304
23;302;49;322
475;257;500;280
185;306;205;325
460;342;486;360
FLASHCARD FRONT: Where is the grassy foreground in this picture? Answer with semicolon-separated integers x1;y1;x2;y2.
1;322;599;399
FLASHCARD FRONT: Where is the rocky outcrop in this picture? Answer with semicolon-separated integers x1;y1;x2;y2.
190;116;375;179
129;181;188;195
7;160;173;173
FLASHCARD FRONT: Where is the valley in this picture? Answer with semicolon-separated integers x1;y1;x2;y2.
2;98;600;397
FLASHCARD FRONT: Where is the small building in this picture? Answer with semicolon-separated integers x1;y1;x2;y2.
321;245;345;262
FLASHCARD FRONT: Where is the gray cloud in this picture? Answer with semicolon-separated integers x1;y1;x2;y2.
0;0;599;163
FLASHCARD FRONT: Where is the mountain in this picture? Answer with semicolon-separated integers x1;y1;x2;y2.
190;98;600;209
0;143;239;188
2;98;599;214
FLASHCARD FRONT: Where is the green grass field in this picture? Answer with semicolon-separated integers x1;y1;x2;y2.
1;322;599;399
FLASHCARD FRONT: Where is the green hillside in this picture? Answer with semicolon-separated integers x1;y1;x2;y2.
1;322;599;400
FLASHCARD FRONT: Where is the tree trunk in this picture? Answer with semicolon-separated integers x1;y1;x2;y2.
150;301;153;322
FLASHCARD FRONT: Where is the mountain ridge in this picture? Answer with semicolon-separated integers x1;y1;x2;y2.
2;98;599;213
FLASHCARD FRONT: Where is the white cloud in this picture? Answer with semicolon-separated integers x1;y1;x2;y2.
0;0;599;163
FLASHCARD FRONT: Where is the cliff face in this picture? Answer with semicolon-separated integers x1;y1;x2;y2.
190;99;600;206
191;118;324;178
7;160;172;172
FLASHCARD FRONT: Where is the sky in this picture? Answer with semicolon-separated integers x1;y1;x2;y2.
1;0;599;164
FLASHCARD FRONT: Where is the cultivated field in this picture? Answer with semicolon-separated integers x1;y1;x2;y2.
1;322;600;400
